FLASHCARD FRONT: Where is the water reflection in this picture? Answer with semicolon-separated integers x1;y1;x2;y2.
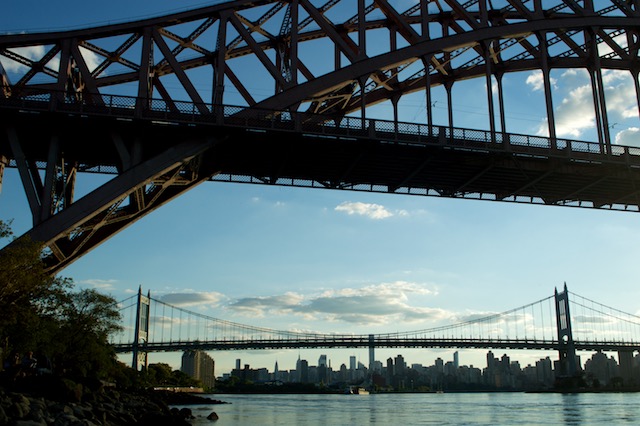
561;393;584;425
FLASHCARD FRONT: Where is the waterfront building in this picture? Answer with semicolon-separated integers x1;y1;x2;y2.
618;351;634;385
584;351;619;386
386;357;394;387
180;350;215;389
535;357;554;387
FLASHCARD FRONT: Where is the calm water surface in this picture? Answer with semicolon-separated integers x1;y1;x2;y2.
177;392;639;425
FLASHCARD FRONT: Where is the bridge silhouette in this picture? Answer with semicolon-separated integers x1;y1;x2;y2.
2;1;640;273
111;285;640;377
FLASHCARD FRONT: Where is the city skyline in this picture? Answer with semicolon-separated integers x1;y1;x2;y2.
211;347;632;391
3;1;640;375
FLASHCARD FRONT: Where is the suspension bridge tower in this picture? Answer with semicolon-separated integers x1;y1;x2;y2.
132;287;151;370
554;283;578;377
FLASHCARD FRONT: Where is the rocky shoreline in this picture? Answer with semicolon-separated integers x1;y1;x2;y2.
0;377;227;425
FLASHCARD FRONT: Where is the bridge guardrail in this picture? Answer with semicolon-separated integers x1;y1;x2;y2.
3;90;640;164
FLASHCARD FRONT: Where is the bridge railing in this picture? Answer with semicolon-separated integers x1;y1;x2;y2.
3;90;640;164
111;336;640;354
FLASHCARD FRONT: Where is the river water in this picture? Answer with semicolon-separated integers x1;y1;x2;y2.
176;392;639;425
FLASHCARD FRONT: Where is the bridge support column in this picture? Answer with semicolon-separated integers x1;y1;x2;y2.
368;334;375;373
132;286;151;370
554;283;578;377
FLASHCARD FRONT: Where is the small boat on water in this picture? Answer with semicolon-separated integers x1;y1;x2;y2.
345;386;370;395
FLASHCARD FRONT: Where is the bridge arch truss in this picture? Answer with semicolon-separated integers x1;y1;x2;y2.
3;1;640;272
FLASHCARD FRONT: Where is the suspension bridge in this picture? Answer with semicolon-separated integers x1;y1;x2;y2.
110;284;640;377
2;1;640;274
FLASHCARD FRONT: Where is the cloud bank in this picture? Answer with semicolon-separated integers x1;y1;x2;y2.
228;281;450;326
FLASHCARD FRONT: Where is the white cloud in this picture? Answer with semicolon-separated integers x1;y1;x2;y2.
1;44;102;76
79;46;102;72
228;281;450;326
1;46;48;73
535;69;639;139
614;127;640;147
226;292;304;317
554;83;595;138
335;201;396;219
526;70;556;92
602;70;639;120
78;278;118;290
158;291;226;307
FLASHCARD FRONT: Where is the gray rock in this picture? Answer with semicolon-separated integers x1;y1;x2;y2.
0;405;9;425
14;420;46;426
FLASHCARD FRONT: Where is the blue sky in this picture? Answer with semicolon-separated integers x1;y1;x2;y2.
2;1;640;375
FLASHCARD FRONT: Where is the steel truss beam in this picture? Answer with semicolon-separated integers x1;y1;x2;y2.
2;0;640;273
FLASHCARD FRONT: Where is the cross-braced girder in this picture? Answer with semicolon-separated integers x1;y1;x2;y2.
2;0;640;273
2;1;640;119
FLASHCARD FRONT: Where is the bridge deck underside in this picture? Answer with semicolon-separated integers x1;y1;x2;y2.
3;109;639;210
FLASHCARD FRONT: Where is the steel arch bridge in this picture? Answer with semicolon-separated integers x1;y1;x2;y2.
2;0;640;273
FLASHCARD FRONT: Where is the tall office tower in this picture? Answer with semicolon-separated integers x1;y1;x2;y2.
300;359;309;383
318;354;327;366
394;354;406;376
386;357;394;384
318;354;328;384
453;351;459;369
350;355;356;371
235;358;241;370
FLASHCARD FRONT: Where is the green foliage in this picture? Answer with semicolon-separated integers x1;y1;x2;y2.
0;219;122;383
141;363;202;388
0;226;71;334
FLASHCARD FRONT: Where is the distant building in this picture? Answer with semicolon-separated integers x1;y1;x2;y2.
299;359;309;383
535;357;554;387
181;350;215;389
318;354;328;384
584;351;619;386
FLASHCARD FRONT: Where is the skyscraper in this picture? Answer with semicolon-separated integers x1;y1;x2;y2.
318;354;327;366
318;354;328;384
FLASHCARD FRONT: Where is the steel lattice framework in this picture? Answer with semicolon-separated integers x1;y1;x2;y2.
2;0;640;273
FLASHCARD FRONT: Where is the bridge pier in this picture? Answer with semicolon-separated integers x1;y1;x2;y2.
132;287;151;370
554;283;578;377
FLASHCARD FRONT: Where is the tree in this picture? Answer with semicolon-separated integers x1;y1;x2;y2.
0;220;72;351
51;289;122;380
0;220;122;382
